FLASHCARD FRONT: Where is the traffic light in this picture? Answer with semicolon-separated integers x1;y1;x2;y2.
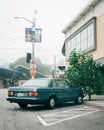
26;53;31;63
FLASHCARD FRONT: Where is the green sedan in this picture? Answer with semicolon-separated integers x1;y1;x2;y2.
6;78;84;109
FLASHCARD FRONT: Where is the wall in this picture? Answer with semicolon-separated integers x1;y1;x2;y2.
91;14;104;61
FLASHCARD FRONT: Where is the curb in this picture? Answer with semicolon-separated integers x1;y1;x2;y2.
83;101;104;109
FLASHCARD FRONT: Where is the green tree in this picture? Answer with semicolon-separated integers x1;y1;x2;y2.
66;50;104;100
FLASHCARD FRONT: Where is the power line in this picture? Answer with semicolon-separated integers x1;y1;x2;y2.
0;15;17;27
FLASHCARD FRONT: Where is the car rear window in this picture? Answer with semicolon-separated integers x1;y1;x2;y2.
22;79;51;87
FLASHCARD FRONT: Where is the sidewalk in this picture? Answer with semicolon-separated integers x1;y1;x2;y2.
83;95;104;109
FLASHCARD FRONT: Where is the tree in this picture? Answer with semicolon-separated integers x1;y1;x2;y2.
9;57;51;75
66;50;104;100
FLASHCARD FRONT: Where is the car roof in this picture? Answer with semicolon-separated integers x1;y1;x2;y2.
28;78;65;80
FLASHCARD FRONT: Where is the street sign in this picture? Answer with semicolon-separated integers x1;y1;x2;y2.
30;59;36;69
25;28;42;42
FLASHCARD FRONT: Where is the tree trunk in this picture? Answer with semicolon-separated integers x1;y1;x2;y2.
88;93;91;100
88;87;91;100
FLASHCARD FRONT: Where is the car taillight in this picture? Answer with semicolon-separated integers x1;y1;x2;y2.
28;92;39;97
8;91;14;96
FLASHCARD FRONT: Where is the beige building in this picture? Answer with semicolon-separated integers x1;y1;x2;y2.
62;0;104;65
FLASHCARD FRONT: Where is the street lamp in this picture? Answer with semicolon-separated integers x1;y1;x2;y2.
14;11;37;78
14;17;33;24
14;12;36;60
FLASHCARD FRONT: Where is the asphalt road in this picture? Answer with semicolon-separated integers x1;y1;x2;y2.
0;89;104;130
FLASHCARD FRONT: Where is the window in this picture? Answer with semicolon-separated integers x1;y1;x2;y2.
76;33;81;51
81;28;87;51
22;79;50;87
55;80;69;88
65;17;96;61
65;41;70;60
88;23;94;48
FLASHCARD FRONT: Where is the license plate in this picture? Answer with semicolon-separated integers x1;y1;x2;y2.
17;93;24;97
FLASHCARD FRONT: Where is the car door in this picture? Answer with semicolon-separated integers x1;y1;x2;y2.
53;79;74;103
61;80;76;101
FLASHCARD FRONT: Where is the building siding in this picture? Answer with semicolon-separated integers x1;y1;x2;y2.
62;0;104;64
92;14;104;60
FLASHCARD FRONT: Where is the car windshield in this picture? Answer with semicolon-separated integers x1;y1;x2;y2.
22;78;51;87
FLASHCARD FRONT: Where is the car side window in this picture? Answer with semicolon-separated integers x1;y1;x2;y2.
53;81;60;88
48;80;53;87
54;80;70;88
61;81;70;88
53;80;61;88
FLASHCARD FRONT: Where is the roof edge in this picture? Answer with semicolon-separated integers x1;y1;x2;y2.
62;0;99;33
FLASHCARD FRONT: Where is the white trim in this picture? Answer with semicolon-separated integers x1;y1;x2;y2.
62;0;100;33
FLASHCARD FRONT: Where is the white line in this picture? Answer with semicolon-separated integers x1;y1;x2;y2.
43;114;74;117
37;109;100;126
37;115;48;126
41;106;97;117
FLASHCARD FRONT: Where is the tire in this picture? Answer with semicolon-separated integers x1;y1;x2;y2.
75;95;83;105
46;96;56;109
18;103;28;108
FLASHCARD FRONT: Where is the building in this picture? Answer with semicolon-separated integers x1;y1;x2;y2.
62;0;104;66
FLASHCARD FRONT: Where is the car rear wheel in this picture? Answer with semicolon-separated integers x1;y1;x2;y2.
18;103;28;108
75;95;83;105
46;96;56;109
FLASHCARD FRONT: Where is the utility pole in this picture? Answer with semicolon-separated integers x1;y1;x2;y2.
14;11;37;78
32;10;37;60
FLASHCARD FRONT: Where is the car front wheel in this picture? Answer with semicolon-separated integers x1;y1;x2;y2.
46;96;56;109
75;95;83;105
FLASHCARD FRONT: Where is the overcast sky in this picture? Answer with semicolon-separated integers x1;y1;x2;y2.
0;0;90;66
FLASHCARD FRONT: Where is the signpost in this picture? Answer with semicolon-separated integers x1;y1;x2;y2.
14;11;42;79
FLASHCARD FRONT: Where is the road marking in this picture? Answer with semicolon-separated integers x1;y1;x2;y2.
37;115;48;126
37;106;100;126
